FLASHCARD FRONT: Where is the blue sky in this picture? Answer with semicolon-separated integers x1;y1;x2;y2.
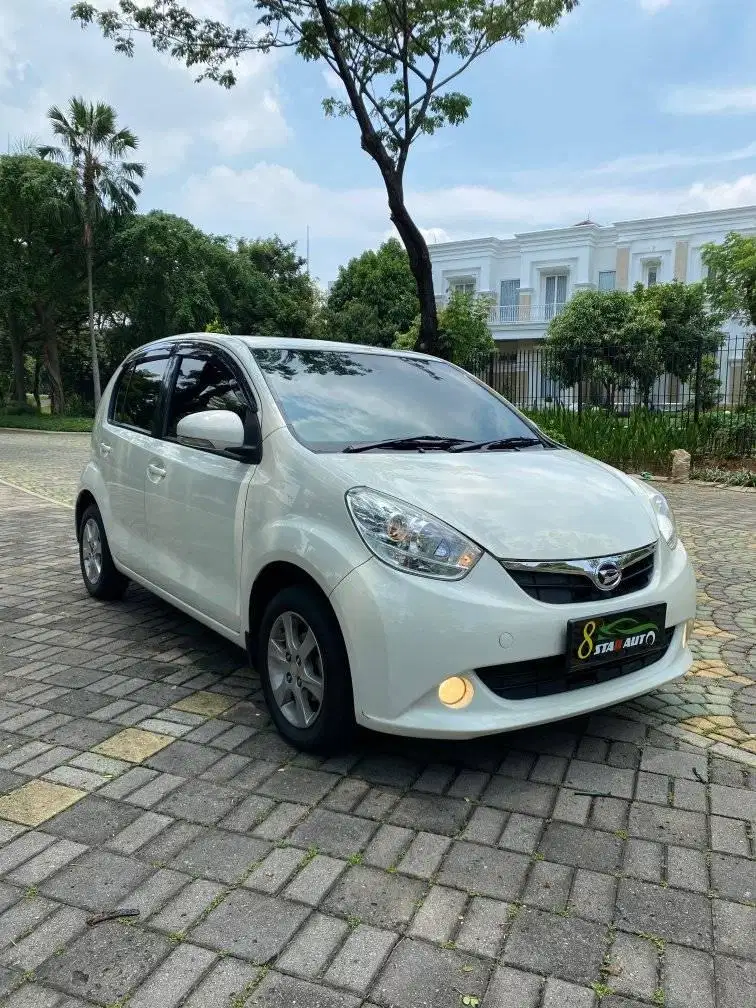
2;0;756;283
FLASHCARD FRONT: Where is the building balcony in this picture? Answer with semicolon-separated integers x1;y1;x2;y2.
488;303;566;325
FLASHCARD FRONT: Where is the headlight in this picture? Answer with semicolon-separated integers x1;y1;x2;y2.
649;492;678;549
346;487;483;580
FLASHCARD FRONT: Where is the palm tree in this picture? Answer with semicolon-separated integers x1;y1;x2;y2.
39;98;144;406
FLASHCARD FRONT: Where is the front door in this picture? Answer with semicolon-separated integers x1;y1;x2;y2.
144;348;257;631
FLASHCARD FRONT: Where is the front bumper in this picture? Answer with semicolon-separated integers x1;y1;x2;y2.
329;541;696;739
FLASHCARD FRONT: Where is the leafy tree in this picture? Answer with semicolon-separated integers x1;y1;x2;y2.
544;289;662;409
234;237;319;339
324;238;418;347
395;289;495;364
72;0;579;356
702;232;756;329
0;154;85;412
39;97;145;406
633;281;724;383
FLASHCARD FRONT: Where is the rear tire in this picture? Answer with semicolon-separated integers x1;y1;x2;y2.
78;504;128;601
257;585;355;754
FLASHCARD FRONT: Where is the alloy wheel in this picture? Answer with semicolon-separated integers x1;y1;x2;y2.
267;611;324;728
81;517;103;585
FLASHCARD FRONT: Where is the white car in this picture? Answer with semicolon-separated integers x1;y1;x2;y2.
76;335;696;752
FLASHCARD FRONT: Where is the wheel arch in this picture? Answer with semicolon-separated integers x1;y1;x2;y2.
247;561;343;658
75;489;98;537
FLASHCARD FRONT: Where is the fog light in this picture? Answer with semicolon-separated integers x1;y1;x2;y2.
438;676;474;709
682;618;695;648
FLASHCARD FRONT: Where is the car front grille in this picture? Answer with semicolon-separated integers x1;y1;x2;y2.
500;545;655;605
475;626;675;701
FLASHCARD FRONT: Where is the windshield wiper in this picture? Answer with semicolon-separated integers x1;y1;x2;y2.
343;435;472;454
448;436;544;453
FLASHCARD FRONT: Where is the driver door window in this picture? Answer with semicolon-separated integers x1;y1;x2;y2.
166;353;248;438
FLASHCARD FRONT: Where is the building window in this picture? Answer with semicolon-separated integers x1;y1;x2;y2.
544;274;568;319
448;277;475;295
500;279;520;322
598;271;616;292
644;261;661;287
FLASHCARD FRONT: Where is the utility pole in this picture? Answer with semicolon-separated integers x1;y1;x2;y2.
306;225;310;275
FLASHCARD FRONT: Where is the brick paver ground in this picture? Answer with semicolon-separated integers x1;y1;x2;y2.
0;431;754;1007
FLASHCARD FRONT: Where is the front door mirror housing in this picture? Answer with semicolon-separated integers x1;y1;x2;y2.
177;409;245;452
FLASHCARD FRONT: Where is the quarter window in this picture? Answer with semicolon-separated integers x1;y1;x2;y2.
112;357;169;434
166;353;248;438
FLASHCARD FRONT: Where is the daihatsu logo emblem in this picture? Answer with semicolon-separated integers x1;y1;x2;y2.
595;561;622;591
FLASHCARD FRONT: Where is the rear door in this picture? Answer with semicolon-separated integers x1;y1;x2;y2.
99;350;172;576
144;344;257;631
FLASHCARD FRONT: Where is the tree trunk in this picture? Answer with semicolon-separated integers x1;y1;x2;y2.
32;355;41;412
7;321;26;406
40;314;65;415
382;173;441;356
86;239;102;407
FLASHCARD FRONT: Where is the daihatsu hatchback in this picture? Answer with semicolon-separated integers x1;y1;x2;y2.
76;335;696;752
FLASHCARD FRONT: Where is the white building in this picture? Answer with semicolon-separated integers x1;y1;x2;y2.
428;205;755;407
430;205;755;346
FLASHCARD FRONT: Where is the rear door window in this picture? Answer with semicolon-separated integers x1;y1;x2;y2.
111;357;170;434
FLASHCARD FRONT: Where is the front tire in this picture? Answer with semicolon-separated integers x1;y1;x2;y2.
78;504;128;601
257;585;355;754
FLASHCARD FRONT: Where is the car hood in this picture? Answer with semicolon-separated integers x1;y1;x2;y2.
325;448;658;560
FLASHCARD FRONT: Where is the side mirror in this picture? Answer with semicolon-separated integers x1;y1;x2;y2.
177;409;245;451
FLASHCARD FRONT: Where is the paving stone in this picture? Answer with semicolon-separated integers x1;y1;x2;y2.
461;806;506;845
253;801;308;840
541;978;596;1008
155;779;242;824
709;852;755;901
363;823;413;868
323;865;424;928
244;847;304;893
93;727;174;763
634;771;669;805
172;691;235;717
274;911;349;978
0;903;88;972
615;878;712;949
2;985;62;1007
540;821;623;873
522;860;574;911
372;938;490;1008
437;840;531;900
289;807;378;857
662;945;714;1008
0;895;57;948
482;965;542;1007
710;782;756;821
0;780;85;827
284;854;346;906
623;838;664;882
248;972;361;1008
128;942;217;1008
455;896;511;959
7;839;87;886
397;832;450;878
564;759;635;798
37;718;115;749
354;787;402;820
38;918;171;1002
98;766;158;800
710;815;750;855
150;878;227;932
627;803;707;848
714;955;756;1007
219;793;276;832
0;830;56;873
388;792;470;836
182;956;260;1008
136;820;204;864
639;746;708;780
502;908;606;984
321;777;370;812
608;931;658;999
14;745;77;777
552;789;591;826
412;763;456;794
353;755;420;789
447;769;489;800
41;849;152;911
409;885;467;943
169;827;271;883
324;924;396;992
499;813;544;854
666;845;709;893
143;740;222;776
191;889;309;962
713;900;756;958
45;795;142;846
198;752;249;782
481;775;556;817
106;810;173;854
256;766;340;805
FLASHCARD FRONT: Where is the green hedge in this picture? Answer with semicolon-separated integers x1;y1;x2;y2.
0;414;94;432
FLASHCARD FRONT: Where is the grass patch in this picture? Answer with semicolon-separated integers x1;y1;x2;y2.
591;981;614;999
690;466;756;487
0;413;93;432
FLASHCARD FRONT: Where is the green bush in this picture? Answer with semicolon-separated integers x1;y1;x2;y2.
526;407;754;471
0;413;93;432
1;401;39;416
690;466;756;488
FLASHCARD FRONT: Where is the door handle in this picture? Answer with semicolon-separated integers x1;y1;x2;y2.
99;442;112;458
147;462;167;482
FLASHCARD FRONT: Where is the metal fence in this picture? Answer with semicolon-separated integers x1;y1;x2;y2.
466;332;755;458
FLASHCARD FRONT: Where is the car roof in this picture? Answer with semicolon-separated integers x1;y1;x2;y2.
149;333;436;361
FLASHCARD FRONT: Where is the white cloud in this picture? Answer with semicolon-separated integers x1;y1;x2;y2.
665;86;756;115
638;0;674;11
322;68;342;90
590;142;756;176
421;227;452;245
1;0;289;177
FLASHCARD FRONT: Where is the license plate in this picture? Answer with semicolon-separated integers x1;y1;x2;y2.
566;604;667;673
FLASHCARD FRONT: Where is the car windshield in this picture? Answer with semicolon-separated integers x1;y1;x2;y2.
251;348;546;452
